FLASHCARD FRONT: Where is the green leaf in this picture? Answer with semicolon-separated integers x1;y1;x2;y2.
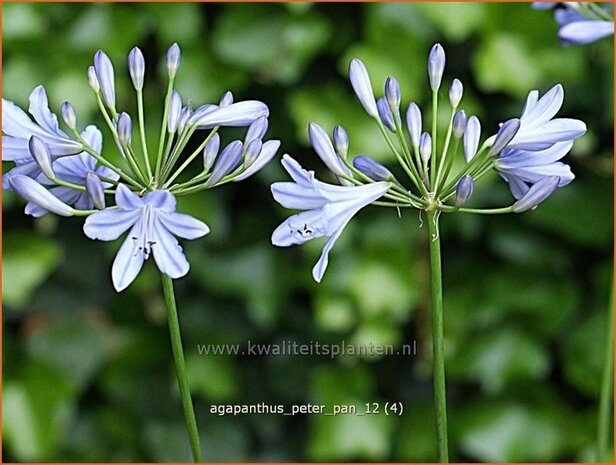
3;232;63;307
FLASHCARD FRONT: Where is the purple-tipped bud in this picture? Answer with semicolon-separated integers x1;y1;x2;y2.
377;97;396;132
419;132;432;162
87;66;100;93
449;78;463;107
93;50;116;109
428;43;446;91
245;116;268;145
61;102;77;130
219;91;234;107
29;136;54;179
463;116;481;162
177;106;192;135
455;175;474;207
128;47;145;91
9;175;74;217
207;140;243;186
512;176;559;213
167;91;182;134
85;172;105;210
406;102;422;146
349;58;378;117
385;76;401;114
117;112;132;146
488;118;521;156
333;125;349;159
452;110;467;139
166;43;181;78
244;138;263;167
353;156;394;181
203;133;221;172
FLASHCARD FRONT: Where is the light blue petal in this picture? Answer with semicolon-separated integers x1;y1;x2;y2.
115;184;143;210
520;84;563;128
349;58;378;117
158;212;210;240
112;223;145;292
499;141;574;167
312;225;346;283
512;176;559;213
2;136;31;161
271;181;327;210
144;190;176;211
501;162;574;187
197;101;269;128
83;208;140;241
233;140;280;182
508;118;586;150
500;173;530;201
308;122;349;177
9;175;74;216
463;116;481;162
28;86;66;137
280;154;315;185
271;209;328;247
152;217;190;279
559;20;614;44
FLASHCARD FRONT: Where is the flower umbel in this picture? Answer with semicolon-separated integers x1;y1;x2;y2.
3;43;279;290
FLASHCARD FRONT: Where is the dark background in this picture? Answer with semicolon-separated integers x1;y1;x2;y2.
2;2;614;462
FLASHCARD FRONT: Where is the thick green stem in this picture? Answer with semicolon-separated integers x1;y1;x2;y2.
426;210;449;463
161;274;203;462
597;284;614;462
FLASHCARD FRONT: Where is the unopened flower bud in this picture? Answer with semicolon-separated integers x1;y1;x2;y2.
203;133;220;172
406;102;422;146
463;116;481;162
177;106;192;135
9;175;74;217
428;43;446;91
385;76;401;114
449;79;463;107
455;175;474;207
94;50;116;109
117;112;132;146
333;125;349;159
452;110;467;139
244;138;263;167
219;91;234;107
349;58;378;117
353;156;394;181
167;91;182;134
128;47;145;91
166;43;181;78
245;116;268;145
377;97;396;132
87;66;100;93
29;136;55;179
86;172;106;210
488;118;521;156
61;102;77;130
420;132;432;162
207;140;243;186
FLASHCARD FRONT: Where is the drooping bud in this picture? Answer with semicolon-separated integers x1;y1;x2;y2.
512;176;559;213
9;175;74;217
449;78;463;107
349;58;378;118
93;50;116;109
117;112;132;146
87;66;100;93
167;91;182;134
333;125;349;159
419;132;432;162
203;133;221;172
29;136;55;179
452;110;467;139
353;156;394;181
463;116;481;162
455;175;474;207
377;97;396;132
166;43;181;78
61;102;77;130
428;43;446;91
406;102;422;147
244;138;263;167
85;172;106;210
245;116;268;145
385;76;401;114
219;91;234;107
488;118;521;156
128;47;145;91
206;140;243;186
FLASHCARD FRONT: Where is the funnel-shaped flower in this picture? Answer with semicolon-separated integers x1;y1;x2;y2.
84;184;209;292
271;155;389;282
507;84;586;151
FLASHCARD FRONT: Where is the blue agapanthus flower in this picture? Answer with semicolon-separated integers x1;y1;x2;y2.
4;43;279;291
533;2;614;44
271;42;587;281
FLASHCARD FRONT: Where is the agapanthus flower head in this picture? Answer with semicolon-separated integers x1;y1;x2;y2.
271;43;586;281
4;44;279;291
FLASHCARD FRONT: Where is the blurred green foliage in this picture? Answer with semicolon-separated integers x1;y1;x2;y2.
2;2;613;462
